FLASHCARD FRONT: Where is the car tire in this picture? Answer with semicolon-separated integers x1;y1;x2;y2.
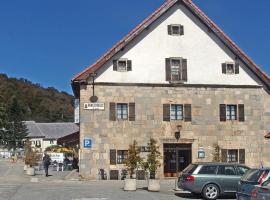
202;184;220;200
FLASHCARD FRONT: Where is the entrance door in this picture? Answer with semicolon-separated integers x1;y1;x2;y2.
164;144;192;177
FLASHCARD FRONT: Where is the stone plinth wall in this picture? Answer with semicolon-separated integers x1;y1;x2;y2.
79;84;270;179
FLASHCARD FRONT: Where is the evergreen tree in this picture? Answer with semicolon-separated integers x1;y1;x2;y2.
5;97;28;150
0;96;7;146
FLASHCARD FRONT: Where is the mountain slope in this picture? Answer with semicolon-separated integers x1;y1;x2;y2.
0;74;74;122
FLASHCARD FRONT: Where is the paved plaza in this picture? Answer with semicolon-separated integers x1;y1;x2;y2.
0;158;235;200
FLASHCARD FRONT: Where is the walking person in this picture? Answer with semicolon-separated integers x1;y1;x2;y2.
43;152;51;177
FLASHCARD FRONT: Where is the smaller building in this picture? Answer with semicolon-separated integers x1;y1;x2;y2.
25;121;79;152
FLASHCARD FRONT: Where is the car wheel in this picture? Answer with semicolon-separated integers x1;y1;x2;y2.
202;184;220;200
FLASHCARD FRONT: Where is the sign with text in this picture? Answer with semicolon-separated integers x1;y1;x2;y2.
84;103;105;110
74;99;80;123
48;152;64;163
84;138;92;148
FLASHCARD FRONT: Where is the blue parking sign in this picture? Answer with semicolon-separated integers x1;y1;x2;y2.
84;138;92;148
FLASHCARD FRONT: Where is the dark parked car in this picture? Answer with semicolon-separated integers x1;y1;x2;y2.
178;162;250;200
237;168;270;200
251;180;270;200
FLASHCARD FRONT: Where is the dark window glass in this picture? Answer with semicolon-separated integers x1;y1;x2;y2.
117;60;127;71
242;169;264;182
182;164;197;174
217;165;236;175
198;165;217;174
172;25;180;35
170;104;183;120
117;103;128;120
237;166;250;176
117;150;128;164
228;149;238;162
226;105;237;120
226;63;235;74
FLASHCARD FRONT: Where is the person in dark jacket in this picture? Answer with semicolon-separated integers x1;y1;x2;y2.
43;152;51;177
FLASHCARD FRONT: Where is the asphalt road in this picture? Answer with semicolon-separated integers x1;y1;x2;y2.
0;158;236;200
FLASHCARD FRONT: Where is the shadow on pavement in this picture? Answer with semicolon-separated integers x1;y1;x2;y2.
175;192;236;199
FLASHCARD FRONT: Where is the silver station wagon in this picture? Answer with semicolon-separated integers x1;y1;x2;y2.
178;163;250;200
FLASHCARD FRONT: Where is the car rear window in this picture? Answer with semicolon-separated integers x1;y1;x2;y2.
182;164;197;174
241;169;265;182
198;165;217;175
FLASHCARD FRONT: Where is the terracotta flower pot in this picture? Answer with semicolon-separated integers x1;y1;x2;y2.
148;179;160;192
124;178;136;191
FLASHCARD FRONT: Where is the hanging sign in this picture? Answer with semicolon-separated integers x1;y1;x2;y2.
84;103;105;110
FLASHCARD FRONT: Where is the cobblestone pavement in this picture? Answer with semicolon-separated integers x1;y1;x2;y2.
0;158;236;200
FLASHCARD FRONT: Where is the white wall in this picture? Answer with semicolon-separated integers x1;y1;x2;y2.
95;3;262;86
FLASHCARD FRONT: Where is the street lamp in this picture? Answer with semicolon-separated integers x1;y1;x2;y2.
89;72;98;102
175;125;182;141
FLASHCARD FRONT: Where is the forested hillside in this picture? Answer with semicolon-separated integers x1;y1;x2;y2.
0;74;74;122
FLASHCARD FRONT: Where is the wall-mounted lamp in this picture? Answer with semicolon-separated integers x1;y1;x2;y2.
175;125;182;141
89;72;98;102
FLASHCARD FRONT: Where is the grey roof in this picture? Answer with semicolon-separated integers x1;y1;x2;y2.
25;121;79;139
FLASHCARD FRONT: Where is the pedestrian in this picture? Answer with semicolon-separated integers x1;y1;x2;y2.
43;152;51;177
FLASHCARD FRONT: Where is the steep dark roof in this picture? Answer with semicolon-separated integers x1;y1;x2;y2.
71;0;270;95
25;121;79;139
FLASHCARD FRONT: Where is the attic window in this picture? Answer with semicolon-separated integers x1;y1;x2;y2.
113;59;132;72
168;24;184;36
222;62;240;75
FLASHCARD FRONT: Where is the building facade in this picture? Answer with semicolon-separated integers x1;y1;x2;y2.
72;0;270;179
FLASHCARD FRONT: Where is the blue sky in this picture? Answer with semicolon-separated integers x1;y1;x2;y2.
0;0;269;94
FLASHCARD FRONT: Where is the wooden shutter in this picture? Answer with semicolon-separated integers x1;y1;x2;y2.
180;25;184;35
110;149;116;165
109;102;116;121
184;104;192;122
239;149;245;164
127;60;132;71
168;25;172;35
163;104;170;121
221;149;227;162
222;63;226;74
235;62;240;74
220;104;226;121
238;104;245;122
182;59;187;81
166;58;171;81
129;102;135;121
113;60;117;71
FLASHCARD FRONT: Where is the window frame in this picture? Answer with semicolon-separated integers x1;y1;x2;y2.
116;59;128;72
116;103;128;120
169;58;184;81
225;62;235;74
226;105;237;120
117;150;128;164
170;104;183;120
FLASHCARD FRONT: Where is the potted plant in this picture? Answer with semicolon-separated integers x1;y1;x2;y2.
123;140;142;191
146;138;162;192
24;141;40;176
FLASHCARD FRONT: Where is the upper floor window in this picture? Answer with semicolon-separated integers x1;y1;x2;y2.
220;104;245;122
165;58;187;82
117;150;128;164
117;103;128;120
168;24;184;36
163;104;191;122
222;62;239;75
170;104;183;120
109;102;135;121
113;59;132;72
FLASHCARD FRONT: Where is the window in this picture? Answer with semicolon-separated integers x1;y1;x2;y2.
198;165;217;175
116;103;128;120
226;105;237;120
168;24;184;36
50;140;54;144
113;59;132;72
237;166;250;176
222;62;239;74
166;58;187;82
163;104;191;122
170;104;183;120
221;149;245;164
117;150;128;164
217;165;236;175
220;104;245;122
109;102;135;121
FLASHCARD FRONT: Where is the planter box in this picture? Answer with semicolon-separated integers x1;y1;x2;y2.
26;167;35;176
124;178;136;191
148;179;160;192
